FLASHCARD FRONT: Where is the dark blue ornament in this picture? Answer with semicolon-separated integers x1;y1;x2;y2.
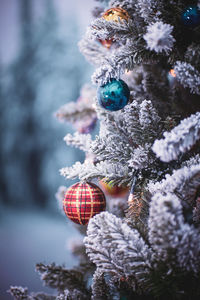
97;79;130;111
181;6;200;27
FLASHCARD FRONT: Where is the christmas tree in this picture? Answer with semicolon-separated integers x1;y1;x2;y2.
10;0;200;299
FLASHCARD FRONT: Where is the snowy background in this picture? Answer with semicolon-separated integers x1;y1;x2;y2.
0;0;94;299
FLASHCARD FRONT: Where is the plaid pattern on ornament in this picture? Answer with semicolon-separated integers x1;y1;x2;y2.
63;182;106;225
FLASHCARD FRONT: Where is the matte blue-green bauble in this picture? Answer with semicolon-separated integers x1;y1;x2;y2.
97;79;130;111
181;6;200;27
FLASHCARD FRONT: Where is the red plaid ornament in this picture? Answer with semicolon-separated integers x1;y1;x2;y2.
63;182;106;225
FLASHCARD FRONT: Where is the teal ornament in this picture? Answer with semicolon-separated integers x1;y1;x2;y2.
97;79;130;111
181;6;200;27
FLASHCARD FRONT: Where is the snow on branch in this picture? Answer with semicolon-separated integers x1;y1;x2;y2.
60;162;87;180
9;286;31;300
56;100;96;126
148;193;200;273
92;62;117;86
9;286;55;300
143;21;175;54
185;43;200;68
152;112;200;162
35;263;88;294
136;0;161;22
79;33;107;67
92;43;157;85
182;154;200;168
109;0;136;9
174;61;200;95
84;212;153;284
90;18;137;42
91;269;111;300
56;289;88;300
128;144;152;169
60;160;131;185
64;132;92;152
91;100;160;175
55;84;97;132
139;100;161;129
91;133;131;165
148;164;200;207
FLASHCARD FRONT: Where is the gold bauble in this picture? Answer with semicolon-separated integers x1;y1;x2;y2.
102;7;130;22
99;7;130;49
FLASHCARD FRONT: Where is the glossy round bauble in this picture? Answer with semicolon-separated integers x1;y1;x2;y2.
99;180;129;197
102;7;130;23
63;182;106;225
182;6;200;27
97;79;130;111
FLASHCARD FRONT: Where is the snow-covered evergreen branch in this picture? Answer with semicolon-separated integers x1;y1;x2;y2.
90;18;138;42
148;192;200;273
174;61;200;95
60;161;131;185
9;286;55;300
84;212;153;284
91;269;111;300
185;43;200;68
64;132;92;152
135;0;161;22
92;42;157;85
144;21;175;54
79;34;107;67
56;101;94;124
152;112;200;162
139;100;161;129
56;289;88;300
148;164;200;209
35;263;88;295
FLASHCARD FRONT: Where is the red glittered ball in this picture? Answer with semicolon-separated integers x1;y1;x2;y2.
63;182;106;225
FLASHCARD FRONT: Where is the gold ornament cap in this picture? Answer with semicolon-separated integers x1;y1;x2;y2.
102;7;130;22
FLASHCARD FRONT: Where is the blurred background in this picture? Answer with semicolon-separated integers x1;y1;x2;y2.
0;0;94;298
